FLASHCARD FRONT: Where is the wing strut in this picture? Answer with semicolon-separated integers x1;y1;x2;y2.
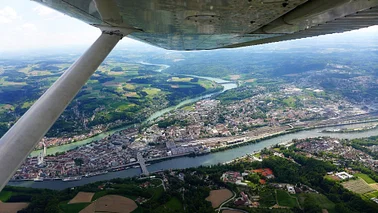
0;32;124;191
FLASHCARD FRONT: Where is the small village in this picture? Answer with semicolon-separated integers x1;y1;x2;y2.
293;137;378;172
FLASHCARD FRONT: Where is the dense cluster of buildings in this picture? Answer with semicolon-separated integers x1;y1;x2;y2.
294;137;378;172
221;168;275;187
138;84;367;145
36;128;106;149
221;171;245;185
12;128;210;180
15;81;375;181
252;168;275;180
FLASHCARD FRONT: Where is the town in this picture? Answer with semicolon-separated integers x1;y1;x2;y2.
33;81;373;150
11;82;378;181
7;135;378;213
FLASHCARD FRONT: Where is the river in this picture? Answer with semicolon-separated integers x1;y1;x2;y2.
9;122;378;190
30;76;236;156
19;64;378;190
138;61;170;72
145;76;236;123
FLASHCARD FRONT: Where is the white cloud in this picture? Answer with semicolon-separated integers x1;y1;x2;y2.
0;6;19;24
0;24;100;52
33;5;63;19
22;23;37;31
355;25;378;33
33;5;54;16
0;1;100;52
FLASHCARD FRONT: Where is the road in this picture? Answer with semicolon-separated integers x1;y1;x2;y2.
217;191;236;213
152;178;166;191
137;152;149;176
217;207;249;213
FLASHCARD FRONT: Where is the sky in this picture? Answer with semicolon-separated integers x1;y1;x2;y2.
0;0;377;53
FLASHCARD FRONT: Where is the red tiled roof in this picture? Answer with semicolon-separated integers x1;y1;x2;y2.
234;199;246;206
252;168;273;177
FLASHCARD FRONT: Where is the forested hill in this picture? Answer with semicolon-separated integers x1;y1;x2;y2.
164;45;378;80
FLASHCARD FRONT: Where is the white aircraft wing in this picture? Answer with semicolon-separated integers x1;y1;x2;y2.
33;0;378;50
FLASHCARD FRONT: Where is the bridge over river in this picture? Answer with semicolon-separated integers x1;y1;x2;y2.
137;152;149;176
108;152;149;176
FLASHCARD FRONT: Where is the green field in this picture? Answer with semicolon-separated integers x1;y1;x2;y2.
59;202;90;213
198;79;214;89
276;190;299;208
123;83;136;90
92;190;107;201
155;197;183;212
150;185;164;200
166;197;183;210
0;59;221;139
324;175;338;182
21;101;34;109
283;97;297;108
253;153;261;158
356;173;376;184
116;103;137;112
297;193;335;213
170;77;193;82
143;87;161;96
342;178;375;194
0;190;12;202
182;105;195;111
363;191;378;199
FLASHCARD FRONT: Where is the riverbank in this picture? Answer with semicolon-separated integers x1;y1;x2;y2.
26;99;378;182
191;118;378;155
121;118;378;167
143;84;227;124
16;64;378;189
9;119;378;190
310;118;378;129
321;122;378;133
30;76;236;157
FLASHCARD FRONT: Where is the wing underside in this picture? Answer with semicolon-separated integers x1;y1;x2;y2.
33;0;378;50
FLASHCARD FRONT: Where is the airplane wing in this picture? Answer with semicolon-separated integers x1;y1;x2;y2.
33;0;378;50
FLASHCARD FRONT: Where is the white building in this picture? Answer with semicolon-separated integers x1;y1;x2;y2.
287;185;296;194
37;152;44;165
236;180;248;186
43;142;47;156
336;172;353;180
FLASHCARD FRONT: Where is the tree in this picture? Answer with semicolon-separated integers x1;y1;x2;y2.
74;158;84;166
247;173;260;184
